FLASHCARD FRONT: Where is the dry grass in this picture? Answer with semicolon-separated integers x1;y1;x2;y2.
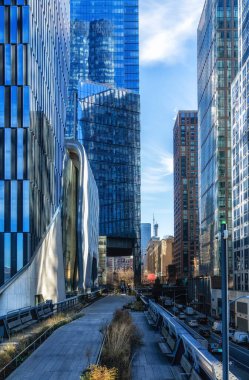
0;307;85;371
81;365;118;380
101;310;142;380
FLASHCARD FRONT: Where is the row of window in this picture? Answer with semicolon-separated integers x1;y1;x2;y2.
0;180;29;232
0;5;29;44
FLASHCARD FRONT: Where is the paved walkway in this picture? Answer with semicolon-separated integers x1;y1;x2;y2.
8;295;131;380
132;312;174;380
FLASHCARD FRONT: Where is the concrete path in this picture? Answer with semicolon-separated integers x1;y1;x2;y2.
132;312;174;380
8;295;131;380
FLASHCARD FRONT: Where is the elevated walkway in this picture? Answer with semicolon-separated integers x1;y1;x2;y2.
8;296;130;380
132;312;174;380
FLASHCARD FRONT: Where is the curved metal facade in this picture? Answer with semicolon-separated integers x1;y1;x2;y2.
63;140;99;292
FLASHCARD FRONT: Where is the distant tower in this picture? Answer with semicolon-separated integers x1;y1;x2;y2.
153;215;159;237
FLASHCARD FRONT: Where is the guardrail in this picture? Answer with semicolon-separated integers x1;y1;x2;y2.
136;293;238;380
0;288;106;339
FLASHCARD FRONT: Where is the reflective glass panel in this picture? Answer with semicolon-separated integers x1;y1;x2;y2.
11;86;17;128
23;86;29;127
23;180;29;232
4;234;11;282
0;181;4;232
5;45;11;85
22;7;29;43
11;181;17;232
4;129;11;179
0;7;4;43
17;45;23;85
0;87;4;127
17;233;23;271
10;7;17;44
17;129;23;179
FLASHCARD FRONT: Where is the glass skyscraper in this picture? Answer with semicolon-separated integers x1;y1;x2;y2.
0;0;70;285
69;0;141;282
198;0;238;285
232;0;249;292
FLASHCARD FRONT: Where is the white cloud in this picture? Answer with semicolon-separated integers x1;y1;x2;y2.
141;145;173;195
140;0;205;65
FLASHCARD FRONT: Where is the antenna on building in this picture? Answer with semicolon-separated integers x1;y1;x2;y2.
153;214;158;237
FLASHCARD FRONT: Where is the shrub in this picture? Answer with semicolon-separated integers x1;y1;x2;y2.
100;309;142;380
81;365;118;380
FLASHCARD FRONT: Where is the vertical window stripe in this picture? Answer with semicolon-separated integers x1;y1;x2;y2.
10;7;17;44
0;7;4;44
5;45;11;85
23;180;29;232
0;86;4;127
11;86;17;128
17;45;23;85
22;6;29;44
23;86;29;127
11;181;17;232
17;233;23;271
0;181;4;232
4;129;11;179
17;129;23;179
4;233;11;282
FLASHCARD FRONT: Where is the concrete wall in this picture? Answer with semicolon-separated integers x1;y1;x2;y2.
0;210;66;315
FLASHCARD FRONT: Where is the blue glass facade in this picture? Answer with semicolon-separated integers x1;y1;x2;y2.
68;0;139;136
231;0;249;291
0;0;70;285
198;0;238;280
69;0;141;282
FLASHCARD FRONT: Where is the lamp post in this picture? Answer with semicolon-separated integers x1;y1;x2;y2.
220;222;229;380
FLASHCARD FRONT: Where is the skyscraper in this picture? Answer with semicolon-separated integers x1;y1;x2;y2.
69;0;141;283
141;223;151;277
232;0;249;293
173;111;199;282
197;1;238;310
141;223;151;257
0;0;70;285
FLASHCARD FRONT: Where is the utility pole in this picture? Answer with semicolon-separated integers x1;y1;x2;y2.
221;222;229;380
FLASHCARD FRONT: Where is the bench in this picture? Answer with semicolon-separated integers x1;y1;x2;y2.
144;307;159;327
37;305;53;320
171;365;189;380
6;317;23;335
20;313;37;328
180;355;193;375
158;326;177;357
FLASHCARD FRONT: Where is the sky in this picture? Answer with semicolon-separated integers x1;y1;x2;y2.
140;0;205;237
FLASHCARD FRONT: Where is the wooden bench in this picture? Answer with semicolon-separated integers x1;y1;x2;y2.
20;313;37;328
6;317;23;335
37;305;53;320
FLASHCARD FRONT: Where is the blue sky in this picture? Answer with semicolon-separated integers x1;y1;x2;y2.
140;0;205;237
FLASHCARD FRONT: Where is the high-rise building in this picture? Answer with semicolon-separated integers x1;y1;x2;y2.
0;0;70;285
69;0;141;283
173;111;199;282
232;1;249;293
0;1;100;315
141;223;151;276
197;1;238;310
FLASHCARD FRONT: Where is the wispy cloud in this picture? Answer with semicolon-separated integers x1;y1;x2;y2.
142;145;173;195
140;0;205;65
